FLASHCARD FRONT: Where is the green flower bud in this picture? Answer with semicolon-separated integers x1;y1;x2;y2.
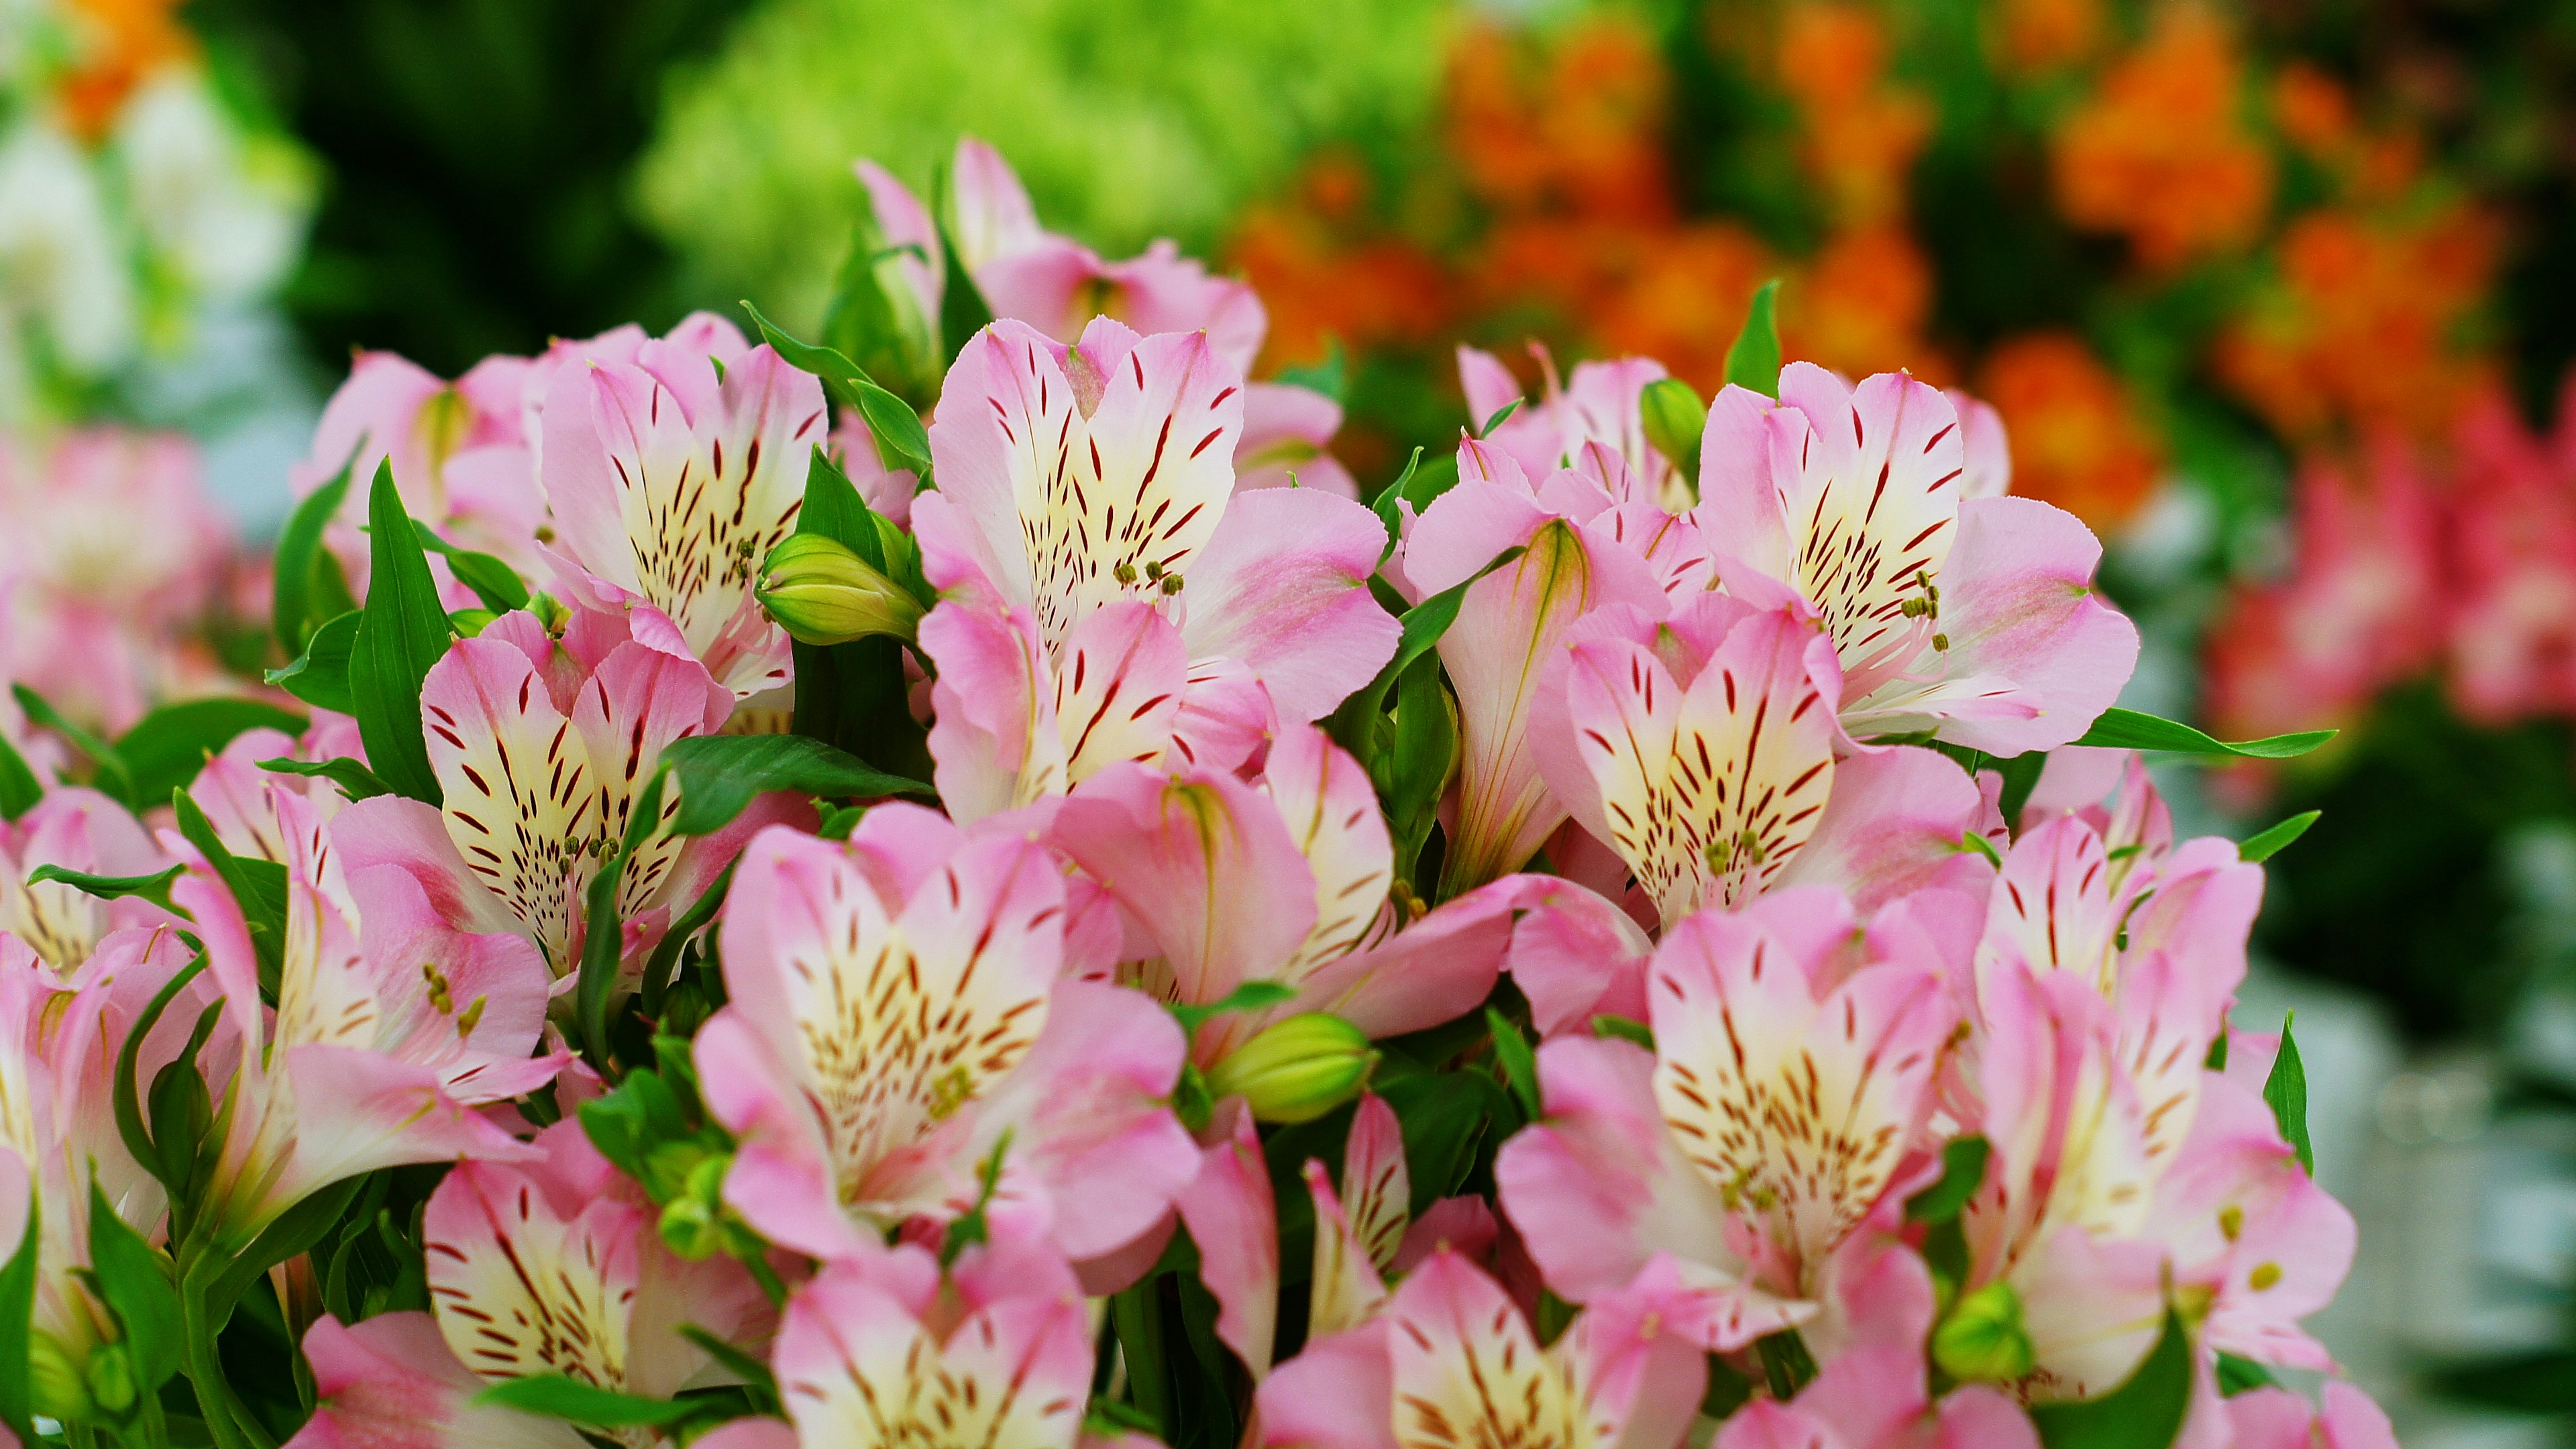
659;1194;724;1260
85;1340;136;1416
1931;1279;2036;1383
755;534;924;645
1202;1012;1377;1124
1639;377;1705;480
28;1332;90;1421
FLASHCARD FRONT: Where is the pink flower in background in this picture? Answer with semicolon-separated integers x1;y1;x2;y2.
292;348;545;582
1698;364;2137;754
914;317;1392;819
2222;1383;2399;1449
1713;1345;2037;1449
2445;382;2576;723
1459;343;1695;512
0;428;235;730
0;784;174;970
692;812;1195;1265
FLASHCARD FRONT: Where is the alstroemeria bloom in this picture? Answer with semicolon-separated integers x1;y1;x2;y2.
184;713;370;866
690;1230;1103;1449
1712;1344;2038;1449
0;785;173;971
0;926;208;1377
914;317;1394;820
692;810;1196;1264
288;1119;770;1449
861;138;1355;497
2222;1383;2398;1449
540;314;827;698
1252;1250;1705;1449
1050;726;1538;1067
1400;440;1667;894
177;786;559;1239
1529;593;2002;929
1697;364;2138;754
333;612;800;978
1497;888;1957;1352
292;347;545;583
1460;344;1695;513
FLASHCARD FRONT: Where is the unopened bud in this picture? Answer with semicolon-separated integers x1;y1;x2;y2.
85;1340;136;1415
29;1332;89;1420
659;1193;724;1260
1639;378;1705;476
1931;1280;2035;1383
755;534;924;645
1203;1012;1377;1124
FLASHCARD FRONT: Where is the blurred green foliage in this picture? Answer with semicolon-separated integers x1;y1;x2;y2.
633;0;1459;331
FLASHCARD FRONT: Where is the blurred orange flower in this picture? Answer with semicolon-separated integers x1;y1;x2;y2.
2053;5;2273;270
1778;3;1931;228
1995;0;2106;72
54;0;194;141
1447;21;1670;223
1786;226;1945;382
1976;333;2163;529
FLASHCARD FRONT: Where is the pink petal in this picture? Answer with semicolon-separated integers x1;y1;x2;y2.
1181;486;1397;721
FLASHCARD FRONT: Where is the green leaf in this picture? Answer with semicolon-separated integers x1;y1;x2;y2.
821;195;945;409
2070;707;2334;761
1377;1068;1506;1214
0;1195;38;1440
174;790;289;1000
1904;1136;1991;1224
1755;1329;1817;1399
116;699;308;808
641;859;736;1020
935;209;996;365
273;453;356;653
13;684;133;808
1383;652;1456;894
1368;446;1442;564
0;723;44;821
661;733;932;837
2237;810;2320;864
1591;1015;1654;1050
1994;750;2047;823
347;463;454;804
86;1179;183;1392
409;522;531;614
1723;279;1782;396
2261;1012;2312;1174
1486;1008;1541;1122
679;1325;777;1404
472;1374;705;1427
577;771;667;1065
258;755;391;802
2214;1352;2277;1396
1477;398;1522;437
26;862;182;912
266;610;360;716
2029;1307;2193;1449
1327;545;1524;771
741;301;932;481
114;953;208;1201
1167;980;1299;1038
786;447;933;779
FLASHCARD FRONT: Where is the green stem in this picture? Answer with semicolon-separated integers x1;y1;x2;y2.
180;1251;274;1449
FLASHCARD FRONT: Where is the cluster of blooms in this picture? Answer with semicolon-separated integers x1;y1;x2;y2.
0;139;2389;1449
2207;372;2576;743
0;0;309;422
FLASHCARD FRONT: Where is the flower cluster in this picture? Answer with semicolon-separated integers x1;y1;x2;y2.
0;140;2383;1449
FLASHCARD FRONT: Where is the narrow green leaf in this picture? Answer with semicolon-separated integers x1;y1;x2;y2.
2261;1012;2312;1174
1167;980;1299;1038
0;725;44;821
87;1179;183;1391
473;1375;705;1426
1723;279;1782;396
1756;1329;1817;1399
2237;810;2320;865
1368;446;1429;564
347;463;454;804
1904;1136;1991;1223
1477;398;1522;437
934;208;996;365
1328;544;1523;769
2029;1308;2194;1449
114;953;208;1198
258;756;392;802
1486;1008;1542;1121
409;522;531;613
116;699;308;807
661;733;932;837
26;862;183;911
577;771;669;1066
13;683;133;808
274;454;356;653
174;791;288;999
2070;707;2334;761
741;301;932;480
2214;1352;2277;1396
266;610;360;716
0;1197;38;1440
1591;1015;1654;1050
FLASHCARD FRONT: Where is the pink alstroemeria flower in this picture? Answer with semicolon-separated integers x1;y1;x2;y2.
690;811;1196;1265
0;784;174;971
2221;1383;2398;1449
333;612;804;979
861;138;1355;498
176;786;561;1240
1050;725;1538;1068
692;1228;1116;1449
1252;1250;1705;1449
1459;343;1696;514
183;713;370;866
1711;1344;2038;1449
1697;364;2139;755
1497;889;1960;1355
914;317;1393;820
290;1118;772;1448
292;347;547;586
539;315;828;698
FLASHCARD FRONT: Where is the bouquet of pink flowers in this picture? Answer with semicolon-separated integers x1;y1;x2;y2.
0;140;2381;1449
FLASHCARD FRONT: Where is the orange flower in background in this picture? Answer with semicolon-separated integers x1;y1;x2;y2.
1588;222;1776;390
1447;20;1670;223
1976;333;2163;529
2214;203;2500;441
54;0;195;141
1778;3;1931;228
1786;226;1945;382
2053;5;2273;270
1234;152;1454;370
1995;0;2105;72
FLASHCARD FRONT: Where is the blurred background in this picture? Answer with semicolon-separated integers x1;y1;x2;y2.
8;0;2576;1439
